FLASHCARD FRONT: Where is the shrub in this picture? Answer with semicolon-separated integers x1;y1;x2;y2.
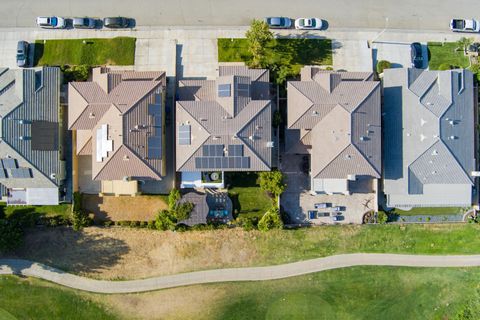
168;188;181;211
377;211;388;224
103;220;113;227
176;202;194;221
61;65;90;83
155;210;176;231
0;219;23;253
469;63;480;82
237;216;257;231
147;220;156;229
259;170;286;197
376;60;391;74
272;110;282;127
71;210;91;231
258;207;283;231
438;63;455;70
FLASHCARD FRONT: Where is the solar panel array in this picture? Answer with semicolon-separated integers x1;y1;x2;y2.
147;101;163;159
10;168;31;178
237;83;250;97
218;84;231;97
178;125;191;145
203;144;224;157
228;144;243;157
147;136;162;159
195;156;250;169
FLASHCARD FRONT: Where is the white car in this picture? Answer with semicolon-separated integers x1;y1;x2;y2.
295;18;323;30
450;19;480;32
36;16;66;29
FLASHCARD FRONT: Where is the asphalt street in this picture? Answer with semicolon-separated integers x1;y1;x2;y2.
1;0;479;30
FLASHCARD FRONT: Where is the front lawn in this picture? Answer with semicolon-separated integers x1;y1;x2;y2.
427;42;470;70
0;203;72;219
226;172;273;218
218;38;332;82
392;206;465;216
0;276;116;320
34;37;136;66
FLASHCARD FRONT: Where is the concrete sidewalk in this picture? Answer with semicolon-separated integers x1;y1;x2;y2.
2;253;480;294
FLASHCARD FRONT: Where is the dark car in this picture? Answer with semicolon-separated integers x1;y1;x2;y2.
103;17;129;28
264;17;292;29
16;41;28;67
410;42;424;68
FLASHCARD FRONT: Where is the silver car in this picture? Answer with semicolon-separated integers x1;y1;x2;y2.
73;17;96;29
16;41;28;68
264;17;292;29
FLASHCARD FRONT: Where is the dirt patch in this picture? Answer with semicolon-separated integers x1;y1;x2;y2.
83;195;168;221
6;227;258;280
98;285;227;320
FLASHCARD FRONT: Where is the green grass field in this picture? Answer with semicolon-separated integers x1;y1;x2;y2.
2;267;480;319
218;38;332;83
226;172;274;218
34;37;136;66
0;276;116;320
0;203;72;219
427;42;470;70
392;206;465;216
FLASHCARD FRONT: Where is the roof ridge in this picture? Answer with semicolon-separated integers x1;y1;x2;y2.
113;80;161;113
287;82;315;128
436;139;474;184
313;143;350;178
348;82;380;113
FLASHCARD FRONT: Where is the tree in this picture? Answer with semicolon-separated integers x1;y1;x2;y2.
258;207;283;231
456;37;473;53
272;110;282;127
246;19;274;68
0;219;23;253
376;60;391;74
259;170;286;197
469;63;480;82
168;188;181;211
155;209;176;231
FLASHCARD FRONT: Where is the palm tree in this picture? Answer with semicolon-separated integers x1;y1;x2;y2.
456;37;473;54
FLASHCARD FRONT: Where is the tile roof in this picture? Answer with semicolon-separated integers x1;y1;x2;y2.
383;68;475;207
0;67;63;190
287;67;381;180
68;68;166;181
176;66;273;172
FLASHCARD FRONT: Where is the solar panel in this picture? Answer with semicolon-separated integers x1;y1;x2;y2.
228;145;244;157
2;158;17;169
178;125;191;145
222;157;229;169
202;157;209;168
242;157;250;168
215;157;222;168
203;145;209;157
195;157;202;168
147;136;162;159
218;84;231;97
10;168;31;178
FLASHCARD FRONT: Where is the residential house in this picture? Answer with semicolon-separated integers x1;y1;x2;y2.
0;67;65;205
176;65;273;188
383;68;476;208
68;68;166;196
286;66;382;195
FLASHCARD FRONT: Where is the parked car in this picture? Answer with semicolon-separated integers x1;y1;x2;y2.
73;17;96;29
450;18;480;32
332;206;344;212
294;18;323;30
16;41;29;68
36;16;66;29
308;210;317;219
103;17;129;28
264;17;292;29
410;42;424;68
314;203;329;209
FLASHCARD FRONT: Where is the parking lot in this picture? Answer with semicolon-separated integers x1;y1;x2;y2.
280;154;378;224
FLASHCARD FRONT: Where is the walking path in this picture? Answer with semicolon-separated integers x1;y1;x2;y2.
2;254;480;294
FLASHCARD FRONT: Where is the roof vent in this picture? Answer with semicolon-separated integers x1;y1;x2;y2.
134;124;139;130
185;120;190;125
431;170;437;175
449;120;456;126
345;155;351;160
432;149;439;155
213;136;220;140
123;155;129;161
420;119;426;126
450;135;457;140
426;102;434;106
232;135;238;140
266;141;274;148
19;136;30;141
200;118;207;121
256;125;263;130
312;111;319;116
18;120;31;124
50;173;56;179
89;112;95;119
123;176;130;182
359;136;366;141
249;135;255;141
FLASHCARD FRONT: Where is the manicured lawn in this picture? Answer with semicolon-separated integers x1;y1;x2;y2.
0;203;71;219
34;37;136;66
392;206;465;216
218;38;332;82
0;276;116;320
427;42;470;70
226;172;274;218
4;267;480;319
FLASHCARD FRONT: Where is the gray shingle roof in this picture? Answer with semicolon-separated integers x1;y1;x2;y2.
0;67;63;190
176;66;273;172
287;67;381;180
383;68;475;208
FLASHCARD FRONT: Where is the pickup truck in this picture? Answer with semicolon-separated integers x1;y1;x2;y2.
450;19;480;32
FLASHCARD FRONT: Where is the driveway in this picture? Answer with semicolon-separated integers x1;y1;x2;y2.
2;253;480;293
372;41;428;69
